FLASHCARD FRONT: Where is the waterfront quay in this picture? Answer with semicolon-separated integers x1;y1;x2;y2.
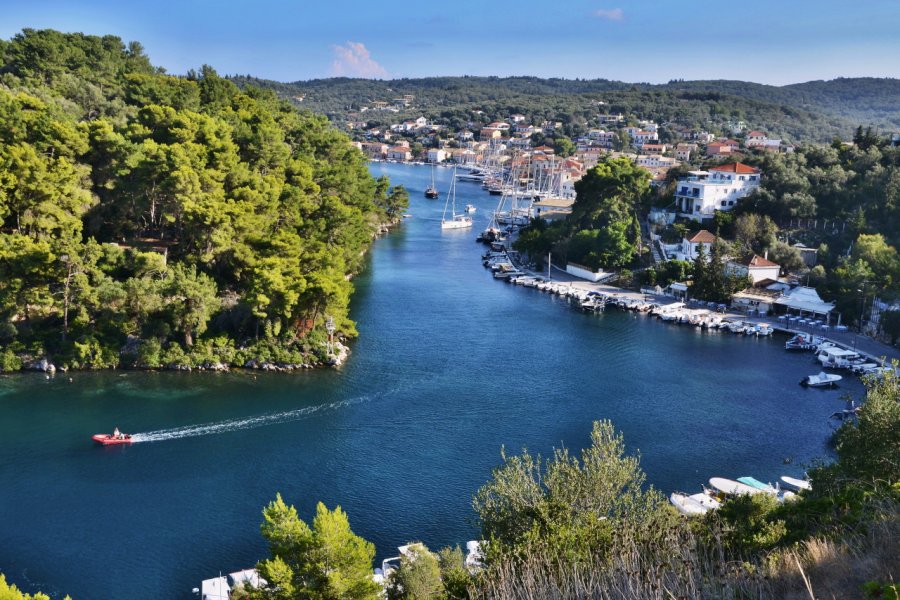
503;256;900;365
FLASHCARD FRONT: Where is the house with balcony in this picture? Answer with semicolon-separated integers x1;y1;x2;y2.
674;162;761;220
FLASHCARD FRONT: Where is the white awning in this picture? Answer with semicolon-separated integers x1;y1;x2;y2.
201;577;230;600
774;286;834;315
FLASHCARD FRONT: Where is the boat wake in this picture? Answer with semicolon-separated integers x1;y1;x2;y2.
130;392;377;443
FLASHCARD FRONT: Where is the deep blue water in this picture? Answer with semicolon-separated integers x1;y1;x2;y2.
0;163;864;599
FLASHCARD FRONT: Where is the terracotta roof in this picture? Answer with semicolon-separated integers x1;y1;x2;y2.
709;162;759;174
687;230;716;243
748;254;779;268
747;131;766;137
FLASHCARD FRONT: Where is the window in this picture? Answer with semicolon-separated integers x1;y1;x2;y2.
721;201;727;207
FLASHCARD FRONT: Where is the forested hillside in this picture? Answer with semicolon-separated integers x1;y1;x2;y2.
668;78;900;131
230;75;900;142
0;29;406;372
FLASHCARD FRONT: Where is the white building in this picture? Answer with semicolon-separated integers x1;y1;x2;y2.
674;162;761;219
726;254;780;284
635;155;677;169
426;149;448;163
681;230;716;261
387;146;412;161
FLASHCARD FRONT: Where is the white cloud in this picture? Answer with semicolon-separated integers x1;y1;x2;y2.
593;8;624;21
330;42;389;79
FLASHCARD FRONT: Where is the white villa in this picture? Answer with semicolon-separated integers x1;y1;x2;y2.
681;230;717;261
674;162;761;219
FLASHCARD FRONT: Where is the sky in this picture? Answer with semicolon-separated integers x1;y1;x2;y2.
2;0;900;85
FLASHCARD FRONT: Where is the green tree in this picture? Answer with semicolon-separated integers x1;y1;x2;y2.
256;494;380;600
767;241;805;274
473;420;666;561
162;263;219;347
551;136;575;157
386;543;443;600
436;547;470;600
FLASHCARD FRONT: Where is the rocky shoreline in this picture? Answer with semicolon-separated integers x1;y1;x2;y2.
5;340;352;376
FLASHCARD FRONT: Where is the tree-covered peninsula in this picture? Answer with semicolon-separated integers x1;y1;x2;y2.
0;29;408;372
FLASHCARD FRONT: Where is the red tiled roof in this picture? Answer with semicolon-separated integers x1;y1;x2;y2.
709;162;759;174
748;254;779;268
747;130;766;137
687;230;716;243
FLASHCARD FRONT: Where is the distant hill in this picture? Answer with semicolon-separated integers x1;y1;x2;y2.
663;78;900;131
229;75;900;142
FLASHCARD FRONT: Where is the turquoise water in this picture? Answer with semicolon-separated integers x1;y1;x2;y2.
0;163;863;599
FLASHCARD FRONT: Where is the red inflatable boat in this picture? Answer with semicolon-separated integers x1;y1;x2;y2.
92;433;133;445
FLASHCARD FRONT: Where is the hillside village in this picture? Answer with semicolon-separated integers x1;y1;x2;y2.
346;97;900;344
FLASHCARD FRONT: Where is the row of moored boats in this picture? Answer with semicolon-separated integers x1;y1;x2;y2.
670;475;811;516
785;333;895;388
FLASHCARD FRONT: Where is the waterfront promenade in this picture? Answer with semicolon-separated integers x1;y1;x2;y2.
519;260;900;364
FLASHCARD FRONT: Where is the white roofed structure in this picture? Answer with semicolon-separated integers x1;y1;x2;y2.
200;576;230;600
229;569;267;590
774;286;834;317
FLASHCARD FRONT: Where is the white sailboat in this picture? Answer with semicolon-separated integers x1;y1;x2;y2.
441;168;473;230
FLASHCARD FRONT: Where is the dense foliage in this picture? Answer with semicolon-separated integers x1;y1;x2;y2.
243;370;899;600
0;29;406;371
724;134;900;319
515;157;649;271
229;75;900;143
248;495;381;600
0;575;67;600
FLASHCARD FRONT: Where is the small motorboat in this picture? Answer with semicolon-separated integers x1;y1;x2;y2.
709;477;763;496
464;204;476;213
780;476;812;492
92;432;133;445
424;187;439;199
800;372;842;387
737;476;777;494
670;491;721;516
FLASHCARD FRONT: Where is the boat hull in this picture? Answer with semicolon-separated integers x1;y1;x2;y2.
92;434;133;445
709;477;762;496
441;218;472;230
780;476;811;492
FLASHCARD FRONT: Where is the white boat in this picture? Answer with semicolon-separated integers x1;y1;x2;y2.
669;491;722;516
800;371;842;387
817;347;860;369
465;204;476;213
441;168;473;230
709;477;764;496
752;323;774;336
780;476;812;492
785;333;822;351
737;476;777;494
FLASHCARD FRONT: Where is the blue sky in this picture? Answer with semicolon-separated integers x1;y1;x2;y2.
2;0;899;85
